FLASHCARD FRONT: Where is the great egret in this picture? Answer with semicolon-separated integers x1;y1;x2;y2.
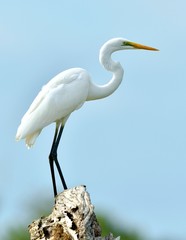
16;38;158;196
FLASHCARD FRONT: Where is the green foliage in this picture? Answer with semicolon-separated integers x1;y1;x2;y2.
97;214;143;240
4;226;29;240
4;214;143;240
3;194;145;240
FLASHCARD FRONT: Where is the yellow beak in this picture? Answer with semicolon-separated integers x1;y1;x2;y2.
128;41;159;51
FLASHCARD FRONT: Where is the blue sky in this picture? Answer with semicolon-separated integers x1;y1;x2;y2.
0;1;186;239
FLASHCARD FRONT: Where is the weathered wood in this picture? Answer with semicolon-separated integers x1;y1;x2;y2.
29;185;120;240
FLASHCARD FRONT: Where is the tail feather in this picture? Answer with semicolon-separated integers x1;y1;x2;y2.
25;131;41;148
16;127;41;148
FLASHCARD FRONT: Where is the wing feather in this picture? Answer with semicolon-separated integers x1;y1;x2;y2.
16;68;91;145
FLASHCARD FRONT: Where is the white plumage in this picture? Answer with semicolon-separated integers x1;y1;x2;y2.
16;68;91;147
16;38;158;195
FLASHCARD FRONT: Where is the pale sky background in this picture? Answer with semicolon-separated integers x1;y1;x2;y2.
0;1;186;239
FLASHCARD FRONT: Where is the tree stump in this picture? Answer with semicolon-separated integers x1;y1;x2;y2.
28;185;120;240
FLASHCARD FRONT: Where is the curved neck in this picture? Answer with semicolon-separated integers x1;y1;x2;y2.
87;45;124;101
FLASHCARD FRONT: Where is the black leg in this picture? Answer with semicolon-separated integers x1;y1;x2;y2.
49;154;57;197
53;124;68;190
49;124;59;197
49;123;67;197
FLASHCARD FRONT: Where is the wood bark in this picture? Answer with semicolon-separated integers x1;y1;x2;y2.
29;185;120;240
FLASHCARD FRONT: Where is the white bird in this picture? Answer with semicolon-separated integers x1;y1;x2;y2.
16;38;158;196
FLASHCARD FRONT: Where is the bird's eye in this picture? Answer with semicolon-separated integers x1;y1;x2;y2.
122;41;129;46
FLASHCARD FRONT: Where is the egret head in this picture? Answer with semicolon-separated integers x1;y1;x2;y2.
121;39;159;51
102;38;159;53
99;37;158;73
